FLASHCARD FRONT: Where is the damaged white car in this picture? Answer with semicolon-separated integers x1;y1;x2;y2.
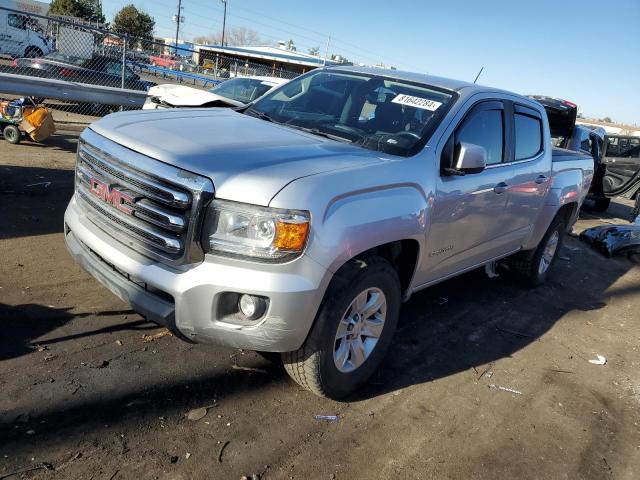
143;76;289;110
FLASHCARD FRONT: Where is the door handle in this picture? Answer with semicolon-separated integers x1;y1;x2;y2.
493;182;510;194
535;175;548;184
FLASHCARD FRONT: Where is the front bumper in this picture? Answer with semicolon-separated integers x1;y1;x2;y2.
64;195;331;352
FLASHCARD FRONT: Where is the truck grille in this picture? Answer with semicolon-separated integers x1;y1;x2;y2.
75;129;214;266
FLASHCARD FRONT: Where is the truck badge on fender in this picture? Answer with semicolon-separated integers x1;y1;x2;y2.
429;245;454;257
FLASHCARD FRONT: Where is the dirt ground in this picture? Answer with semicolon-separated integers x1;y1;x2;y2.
1;133;639;480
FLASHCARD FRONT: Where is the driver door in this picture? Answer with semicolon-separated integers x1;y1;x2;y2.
419;100;516;284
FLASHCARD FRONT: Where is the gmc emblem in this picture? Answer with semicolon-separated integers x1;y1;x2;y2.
89;177;133;215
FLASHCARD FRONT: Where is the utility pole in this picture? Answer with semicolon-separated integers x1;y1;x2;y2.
174;0;183;56
323;34;331;67
220;0;227;47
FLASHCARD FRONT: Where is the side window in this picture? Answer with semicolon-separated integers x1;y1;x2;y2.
514;113;543;160
456;108;504;165
8;14;27;29
622;138;640;158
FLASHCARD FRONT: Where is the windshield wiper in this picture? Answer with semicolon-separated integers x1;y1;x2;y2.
288;125;353;144
245;110;274;122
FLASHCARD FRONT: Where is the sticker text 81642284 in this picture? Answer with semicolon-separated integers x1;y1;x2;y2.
391;94;442;111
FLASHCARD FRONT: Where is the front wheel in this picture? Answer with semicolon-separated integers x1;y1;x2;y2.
282;256;401;399
3;125;20;144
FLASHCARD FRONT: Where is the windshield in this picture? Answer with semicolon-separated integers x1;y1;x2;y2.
211;78;276;104
246;70;454;156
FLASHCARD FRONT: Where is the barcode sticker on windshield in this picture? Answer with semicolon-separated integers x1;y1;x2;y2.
392;94;442;111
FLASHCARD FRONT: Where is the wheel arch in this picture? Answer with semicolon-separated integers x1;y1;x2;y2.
331;239;420;301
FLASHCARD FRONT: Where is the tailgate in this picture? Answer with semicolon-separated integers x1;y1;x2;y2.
528;95;577;140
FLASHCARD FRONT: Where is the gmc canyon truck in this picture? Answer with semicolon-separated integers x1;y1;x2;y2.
65;67;594;398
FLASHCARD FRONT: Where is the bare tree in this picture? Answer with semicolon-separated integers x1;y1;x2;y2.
193;34;221;45
192;27;266;46
228;27;261;46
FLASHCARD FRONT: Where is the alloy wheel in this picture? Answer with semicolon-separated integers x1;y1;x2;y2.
333;287;387;373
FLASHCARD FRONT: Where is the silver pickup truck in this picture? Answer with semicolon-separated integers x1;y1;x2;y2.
64;67;594;398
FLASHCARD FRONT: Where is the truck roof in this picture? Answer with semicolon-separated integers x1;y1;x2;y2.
328;65;506;94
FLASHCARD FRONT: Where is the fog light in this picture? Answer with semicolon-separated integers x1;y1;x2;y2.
238;294;267;320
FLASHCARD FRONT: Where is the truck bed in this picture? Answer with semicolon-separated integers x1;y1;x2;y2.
552;146;593;163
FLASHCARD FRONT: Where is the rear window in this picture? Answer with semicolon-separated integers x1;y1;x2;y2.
515;113;542;160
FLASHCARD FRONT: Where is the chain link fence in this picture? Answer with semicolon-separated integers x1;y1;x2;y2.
0;6;299;123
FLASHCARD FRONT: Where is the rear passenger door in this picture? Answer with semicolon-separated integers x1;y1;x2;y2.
502;103;550;245
601;136;640;197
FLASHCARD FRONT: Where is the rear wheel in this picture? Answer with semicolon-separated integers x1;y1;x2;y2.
508;215;566;287
282;255;400;399
24;47;42;58
3;125;20;144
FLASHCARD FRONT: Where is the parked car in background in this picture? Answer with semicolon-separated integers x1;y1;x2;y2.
12;52;156;91
531;95;640;214
0;4;53;58
148;53;180;69
143;75;289;109
66;67;594;398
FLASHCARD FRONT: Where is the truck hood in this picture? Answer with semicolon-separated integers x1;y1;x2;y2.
89;108;385;205
147;84;242;108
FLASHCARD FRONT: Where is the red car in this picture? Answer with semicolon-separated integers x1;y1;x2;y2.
149;54;179;69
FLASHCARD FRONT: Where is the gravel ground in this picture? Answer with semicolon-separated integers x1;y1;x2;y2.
0;133;639;480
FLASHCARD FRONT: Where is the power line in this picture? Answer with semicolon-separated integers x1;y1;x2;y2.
107;0;412;67
202;0;410;68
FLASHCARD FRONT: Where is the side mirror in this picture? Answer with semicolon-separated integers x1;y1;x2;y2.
454;142;487;174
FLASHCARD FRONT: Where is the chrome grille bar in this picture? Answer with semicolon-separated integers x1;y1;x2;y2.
78;147;190;208
75;128;214;266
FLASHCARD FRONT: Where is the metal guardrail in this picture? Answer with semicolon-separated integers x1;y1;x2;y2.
0;72;148;107
131;63;222;88
0;5;300;119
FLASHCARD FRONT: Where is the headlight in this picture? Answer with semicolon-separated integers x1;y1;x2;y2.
202;200;310;262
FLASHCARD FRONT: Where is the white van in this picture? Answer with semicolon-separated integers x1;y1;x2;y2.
0;3;53;58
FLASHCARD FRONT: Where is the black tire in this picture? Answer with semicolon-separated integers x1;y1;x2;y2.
24;47;42;58
592;198;611;212
3;125;20;144
282;255;401;399
508;215;566;287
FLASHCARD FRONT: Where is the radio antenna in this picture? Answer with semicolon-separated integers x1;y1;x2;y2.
473;66;484;84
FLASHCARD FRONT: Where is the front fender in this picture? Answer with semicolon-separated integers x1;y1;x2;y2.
309;184;427;273
270;164;428;274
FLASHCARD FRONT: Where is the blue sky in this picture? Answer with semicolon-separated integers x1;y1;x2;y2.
96;0;639;124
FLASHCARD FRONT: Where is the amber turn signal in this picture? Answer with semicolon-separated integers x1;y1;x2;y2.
273;221;310;251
